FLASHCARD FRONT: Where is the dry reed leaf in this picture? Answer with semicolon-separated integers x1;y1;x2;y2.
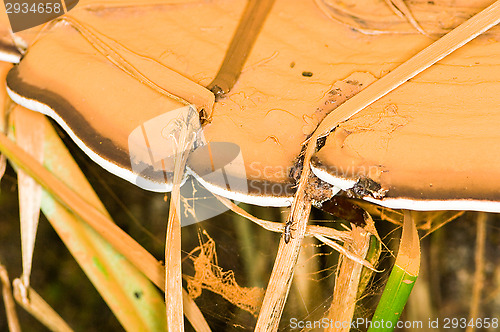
353;202;465;236
0;129;165;287
315;234;377;272
352;201;404;225
30;111;171;331
467;212;487;332
255;182;312;331
0;263;21;332
326;225;372;332
216;195;352;242
14;107;45;294
13;279;73;332
397;211;420;276
416;211;465;236
207;0;277;97
165;107;199;330
165;181;184;331
182;291;212;332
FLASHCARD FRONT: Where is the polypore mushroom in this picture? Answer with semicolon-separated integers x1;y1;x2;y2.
311;48;500;212
2;0;499;212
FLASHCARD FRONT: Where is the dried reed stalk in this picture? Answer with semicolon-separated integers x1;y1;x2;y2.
326;225;372;332
255;168;313;331
0;263;21;332
466;212;488;332
13;280;73;332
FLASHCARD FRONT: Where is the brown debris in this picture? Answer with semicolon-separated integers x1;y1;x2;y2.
316;196;367;227
305;174;335;203
185;232;264;316
347;177;388;199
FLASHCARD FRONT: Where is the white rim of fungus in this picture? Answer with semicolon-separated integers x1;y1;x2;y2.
8;87;174;192
311;163;500;213
311;164;357;191
186;167;293;207
363;196;500;213
0;52;20;64
8;87;295;205
14;85;497;212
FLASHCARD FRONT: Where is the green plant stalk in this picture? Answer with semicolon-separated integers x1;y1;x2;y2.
368;264;417;331
11;116;166;331
368;211;420;332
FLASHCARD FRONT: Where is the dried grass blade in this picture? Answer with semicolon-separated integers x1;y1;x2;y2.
165;149;189;330
0;263;21;332
13;279;73;332
0;128;165;288
165;107;200;331
216;195;352;241
165;201;184;330
255;182;312;331
10;109;168;330
315;234;378;272
183;288;212;332
326;225;372;331
467;212;487;332
14;108;44;291
421;211;465;238
208;0;277;97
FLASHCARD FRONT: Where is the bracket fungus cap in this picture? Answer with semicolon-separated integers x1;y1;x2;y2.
3;0;500;210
